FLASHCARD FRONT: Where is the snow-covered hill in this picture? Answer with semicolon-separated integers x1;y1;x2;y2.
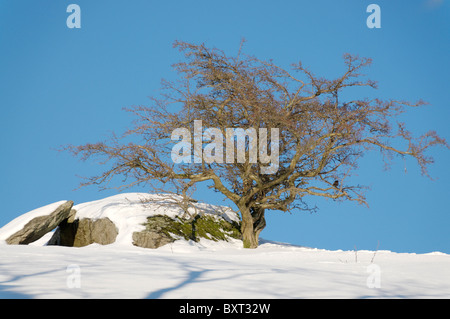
0;193;240;246
1;193;450;298
1;240;450;298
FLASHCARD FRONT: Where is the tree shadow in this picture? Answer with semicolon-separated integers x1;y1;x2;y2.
146;268;206;299
0;267;64;299
0;286;30;299
143;254;300;299
144;253;264;299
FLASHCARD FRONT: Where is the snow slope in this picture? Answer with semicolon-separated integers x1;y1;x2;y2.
1;193;450;299
1;240;450;299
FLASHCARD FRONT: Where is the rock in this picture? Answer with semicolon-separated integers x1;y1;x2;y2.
73;218;118;247
49;217;118;247
132;215;177;249
132;214;241;249
6;201;74;245
47;209;77;246
132;230;175;249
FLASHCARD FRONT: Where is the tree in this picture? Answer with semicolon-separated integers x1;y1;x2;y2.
66;41;448;248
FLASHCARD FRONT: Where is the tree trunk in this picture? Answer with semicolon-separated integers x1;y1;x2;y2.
239;205;266;249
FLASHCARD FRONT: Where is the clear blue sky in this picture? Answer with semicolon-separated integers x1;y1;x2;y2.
1;0;449;253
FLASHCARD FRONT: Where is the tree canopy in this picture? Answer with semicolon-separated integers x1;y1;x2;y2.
66;41;448;248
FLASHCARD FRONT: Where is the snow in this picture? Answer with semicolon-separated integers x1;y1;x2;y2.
1;193;450;299
1;240;450;298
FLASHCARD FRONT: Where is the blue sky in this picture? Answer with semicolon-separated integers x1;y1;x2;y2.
0;0;449;253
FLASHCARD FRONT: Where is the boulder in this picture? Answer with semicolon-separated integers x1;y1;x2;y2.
132;215;178;249
132;229;175;249
73;218;118;247
49;217;118;247
6;201;74;245
132;214;241;249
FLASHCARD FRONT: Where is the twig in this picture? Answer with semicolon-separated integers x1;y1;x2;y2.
371;240;380;263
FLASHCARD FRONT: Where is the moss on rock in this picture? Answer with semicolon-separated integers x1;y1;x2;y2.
132;214;241;248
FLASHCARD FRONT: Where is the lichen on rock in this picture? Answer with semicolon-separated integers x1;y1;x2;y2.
132;214;241;249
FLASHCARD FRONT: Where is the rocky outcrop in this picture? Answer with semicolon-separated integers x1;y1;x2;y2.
6;201;74;245
132;214;241;249
49;217;118;247
1;193;241;249
132;215;178;249
132;229;175;249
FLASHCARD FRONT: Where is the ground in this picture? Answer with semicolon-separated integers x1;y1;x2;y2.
1;238;449;299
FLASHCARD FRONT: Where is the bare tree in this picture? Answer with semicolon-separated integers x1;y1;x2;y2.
65;40;448;248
